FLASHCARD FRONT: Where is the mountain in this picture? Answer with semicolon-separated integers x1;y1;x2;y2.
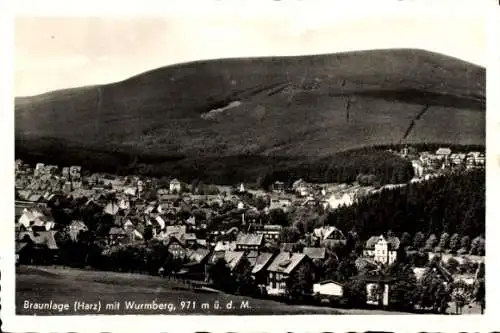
15;49;485;184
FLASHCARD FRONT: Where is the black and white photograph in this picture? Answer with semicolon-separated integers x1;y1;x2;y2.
1;0;496;331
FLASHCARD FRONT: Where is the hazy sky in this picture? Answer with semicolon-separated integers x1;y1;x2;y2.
15;14;485;96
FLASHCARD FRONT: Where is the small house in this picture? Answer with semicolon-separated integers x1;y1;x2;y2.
169;179;182;193
235;233;264;251
266;252;312;296
313;280;344;298
363;235;400;266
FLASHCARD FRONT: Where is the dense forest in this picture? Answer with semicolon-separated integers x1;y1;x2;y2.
16;137;414;186
326;169;485;241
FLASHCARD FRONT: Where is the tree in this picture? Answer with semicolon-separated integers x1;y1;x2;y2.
387;265;418;311
445;257;460;274
343;279;367;307
233;257;256;296
451;280;470;315
414;267;451;313
460;235;471;253
208;258;235;292
413;232;425;250
269;208;288;227
335;254;358;283
279;226;301;243
474;278;485;314
400;232;412;249
286;262;315;300
469;236;481;255
424;234;438;252
449;233;460;253
438;232;450;251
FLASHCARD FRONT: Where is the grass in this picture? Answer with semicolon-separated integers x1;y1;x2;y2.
15;49;485;182
16;266;343;315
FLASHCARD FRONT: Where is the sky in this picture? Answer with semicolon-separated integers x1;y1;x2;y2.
14;13;486;96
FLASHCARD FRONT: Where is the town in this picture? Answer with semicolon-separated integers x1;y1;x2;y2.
14;146;486;314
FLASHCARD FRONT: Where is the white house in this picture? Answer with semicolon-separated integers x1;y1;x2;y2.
169;179;181;193
411;160;424;178
292;179;310;197
313;280;344;298
363;235;400;266
325;192;354;210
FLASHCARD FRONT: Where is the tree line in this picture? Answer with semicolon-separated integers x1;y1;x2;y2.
326;169;485;241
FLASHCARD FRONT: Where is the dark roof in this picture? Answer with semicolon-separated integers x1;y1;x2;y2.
251;253;274;274
267;252;308;274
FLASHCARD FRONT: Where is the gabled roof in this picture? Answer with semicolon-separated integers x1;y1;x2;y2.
303;247;326;260
210;251;245;270
262;224;283;232
214;241;236;252
236;233;264;247
365;235;400;250
18;231;59;250
436;148;452;155
186;248;211;263
251;252;274;274
166;225;187;238
315;280;344;287
313;226;345;241
267;252;308;274
109;227;127;236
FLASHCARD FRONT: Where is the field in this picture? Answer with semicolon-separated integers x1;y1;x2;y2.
15;49;485;183
16;266;343;315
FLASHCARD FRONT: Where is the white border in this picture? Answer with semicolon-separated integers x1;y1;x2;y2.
1;1;498;332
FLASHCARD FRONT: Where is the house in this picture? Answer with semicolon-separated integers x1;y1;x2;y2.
411;160;425;178
325;192;354;210
165;225;187;240
272;181;286;193
235;233;264;251
313;280;344;298
169;179;181;193
108;227;128;244
269;197;292;212
292;179;310;197
255;224;282;241
266;252;313;296
103;201;120;216
178;248;212;280
166;237;188;259
450;153;466;166
303;247;326;261
250;252;275;286
435;148;452;159
239;183;246;193
206;250;246;277
313;226;346;243
69;165;82;178
213;241;237;253
466;152;485;167
68;220;87;241
363;235;400;266
183;233;197;247
17;230;59;264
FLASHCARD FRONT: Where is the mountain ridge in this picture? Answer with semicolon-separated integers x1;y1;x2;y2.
15;48;485;183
